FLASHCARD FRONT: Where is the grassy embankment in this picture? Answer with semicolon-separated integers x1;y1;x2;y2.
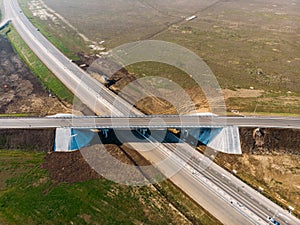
1;0;91;104
0;0;99;104
0;150;221;225
226;92;300;115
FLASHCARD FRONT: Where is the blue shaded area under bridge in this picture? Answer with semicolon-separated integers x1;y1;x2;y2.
54;128;96;151
54;127;241;154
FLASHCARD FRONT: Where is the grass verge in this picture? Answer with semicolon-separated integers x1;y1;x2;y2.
2;25;73;103
226;92;300;115
0;114;29;117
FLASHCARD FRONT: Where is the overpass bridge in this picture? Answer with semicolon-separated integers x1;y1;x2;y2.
0;115;299;129
2;0;300;224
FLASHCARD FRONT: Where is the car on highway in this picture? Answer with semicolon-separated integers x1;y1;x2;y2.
268;216;280;225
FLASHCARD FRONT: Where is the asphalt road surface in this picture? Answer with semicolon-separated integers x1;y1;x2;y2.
0;115;299;129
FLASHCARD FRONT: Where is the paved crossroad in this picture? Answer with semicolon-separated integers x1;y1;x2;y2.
0;115;300;129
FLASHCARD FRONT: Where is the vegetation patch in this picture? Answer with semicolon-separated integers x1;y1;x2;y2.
0;150;221;224
19;0;90;60
226;92;300;115
0;114;29;117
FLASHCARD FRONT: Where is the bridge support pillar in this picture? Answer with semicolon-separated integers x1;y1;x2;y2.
137;128;149;136
101;129;109;138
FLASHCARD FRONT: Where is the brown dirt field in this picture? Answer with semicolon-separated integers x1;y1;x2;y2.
0;35;71;115
0;129;55;151
42;150;101;183
42;130;158;184
223;88;264;99
240;128;300;155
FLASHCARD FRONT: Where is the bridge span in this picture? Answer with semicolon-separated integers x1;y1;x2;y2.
0;115;299;129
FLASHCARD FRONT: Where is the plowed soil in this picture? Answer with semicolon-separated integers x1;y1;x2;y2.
0;35;70;115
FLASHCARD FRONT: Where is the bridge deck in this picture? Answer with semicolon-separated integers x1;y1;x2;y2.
0;116;299;129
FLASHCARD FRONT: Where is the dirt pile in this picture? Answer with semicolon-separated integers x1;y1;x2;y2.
41;145;148;184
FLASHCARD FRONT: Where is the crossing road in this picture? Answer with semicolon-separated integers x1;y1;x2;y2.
0;115;300;129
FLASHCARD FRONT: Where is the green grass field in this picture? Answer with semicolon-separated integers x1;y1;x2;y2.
0;150;221;224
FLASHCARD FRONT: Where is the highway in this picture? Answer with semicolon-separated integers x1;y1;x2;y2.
112;129;300;225
2;0;300;224
3;0;142;117
0;115;300;129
